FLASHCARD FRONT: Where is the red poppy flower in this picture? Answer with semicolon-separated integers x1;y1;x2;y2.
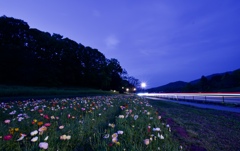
43;115;49;120
147;126;151;133
3;134;13;141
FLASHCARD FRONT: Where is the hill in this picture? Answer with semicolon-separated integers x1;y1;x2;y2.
148;81;188;92
189;70;234;85
148;68;240;92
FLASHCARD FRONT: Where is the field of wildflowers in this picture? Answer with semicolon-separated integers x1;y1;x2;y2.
0;95;180;151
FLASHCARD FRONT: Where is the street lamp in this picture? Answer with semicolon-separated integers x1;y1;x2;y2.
141;82;146;92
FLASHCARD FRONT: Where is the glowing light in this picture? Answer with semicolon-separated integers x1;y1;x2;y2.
133;88;136;91
126;88;129;92
141;82;146;88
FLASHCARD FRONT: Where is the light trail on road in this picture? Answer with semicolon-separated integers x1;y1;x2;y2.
137;92;240;104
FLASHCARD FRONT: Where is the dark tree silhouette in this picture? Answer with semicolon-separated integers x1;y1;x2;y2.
0;16;136;91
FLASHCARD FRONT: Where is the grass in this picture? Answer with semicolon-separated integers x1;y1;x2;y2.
1;84;239;150
0;95;180;151
0;85;117;101
148;99;240;151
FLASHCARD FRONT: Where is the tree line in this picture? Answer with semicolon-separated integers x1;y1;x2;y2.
0;16;140;91
148;69;240;93
184;70;240;92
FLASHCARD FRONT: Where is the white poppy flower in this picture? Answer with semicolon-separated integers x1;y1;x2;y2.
153;128;161;131
18;117;24;122
44;136;49;141
60;135;67;140
103;134;109;138
39;142;48;149
30;130;38;136
118;115;124;118
66;135;71;140
158;133;164;139
31;136;38;142
117;131;124;134
17;136;25;141
16;134;26;141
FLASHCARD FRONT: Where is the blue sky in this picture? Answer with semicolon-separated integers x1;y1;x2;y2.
1;0;240;88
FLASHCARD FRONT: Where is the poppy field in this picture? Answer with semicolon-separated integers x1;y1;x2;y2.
0;95;180;151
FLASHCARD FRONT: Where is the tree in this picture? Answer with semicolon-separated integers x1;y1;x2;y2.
106;59;123;90
127;76;140;88
200;76;209;92
0;16;139;90
232;69;240;86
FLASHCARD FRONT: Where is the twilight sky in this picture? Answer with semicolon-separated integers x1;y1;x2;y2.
1;0;240;88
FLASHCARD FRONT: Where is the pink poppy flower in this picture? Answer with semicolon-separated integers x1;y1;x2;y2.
44;123;51;127
4;119;10;124
129;109;132;114
59;125;64;129
144;139;150;145
38;126;47;135
112;137;118;143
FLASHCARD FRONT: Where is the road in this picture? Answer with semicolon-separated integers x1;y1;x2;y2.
138;92;240;104
146;96;240;113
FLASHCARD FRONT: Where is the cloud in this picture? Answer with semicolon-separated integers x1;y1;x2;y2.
139;49;169;57
105;35;119;49
92;10;100;17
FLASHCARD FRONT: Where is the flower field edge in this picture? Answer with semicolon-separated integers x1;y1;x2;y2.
0;95;181;151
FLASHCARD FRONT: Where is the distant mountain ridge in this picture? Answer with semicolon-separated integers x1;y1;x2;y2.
148;81;188;92
189;71;234;85
148;68;240;92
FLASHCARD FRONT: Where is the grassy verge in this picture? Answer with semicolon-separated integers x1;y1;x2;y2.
0;95;179;151
0;85;117;101
148;99;240;151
